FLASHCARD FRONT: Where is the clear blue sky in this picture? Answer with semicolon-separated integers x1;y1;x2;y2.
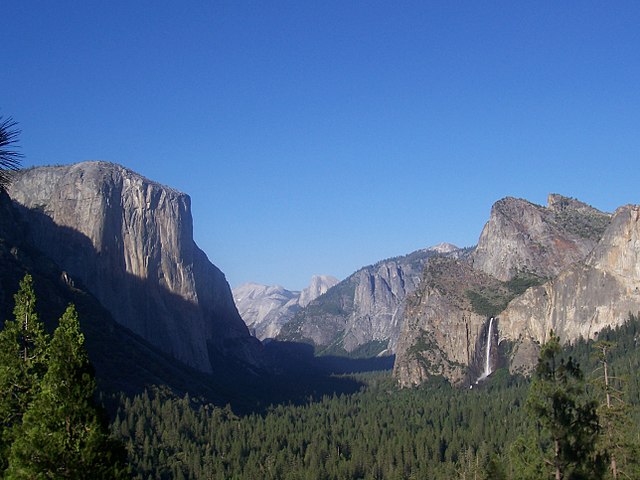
2;2;639;290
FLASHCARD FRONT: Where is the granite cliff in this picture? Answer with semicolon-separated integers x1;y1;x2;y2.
471;194;610;281
233;275;339;340
279;243;461;356
8;162;262;373
0;189;252;403
394;195;614;387
500;204;640;374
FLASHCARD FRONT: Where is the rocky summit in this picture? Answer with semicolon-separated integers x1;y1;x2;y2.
8;162;262;373
500;204;640;374
233;275;339;340
471;194;610;281
393;194;625;387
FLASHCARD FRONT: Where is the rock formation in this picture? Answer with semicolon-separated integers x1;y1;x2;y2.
279;245;462;355
233;275;339;340
393;257;507;386
298;275;339;307
8;162;261;373
499;204;640;374
472;194;610;281
394;195;614;387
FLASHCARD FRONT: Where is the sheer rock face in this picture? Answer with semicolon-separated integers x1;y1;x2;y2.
279;246;461;355
8;162;261;373
471;194;610;281
393;257;505;387
394;195;613;386
341;259;426;352
500;205;640;373
233;275;339;340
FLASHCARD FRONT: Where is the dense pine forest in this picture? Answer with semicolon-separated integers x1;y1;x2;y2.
2;272;640;478
113;317;640;479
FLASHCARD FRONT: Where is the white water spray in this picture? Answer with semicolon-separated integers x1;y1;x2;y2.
476;317;494;383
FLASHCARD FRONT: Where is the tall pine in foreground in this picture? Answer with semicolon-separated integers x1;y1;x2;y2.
592;340;640;479
0;274;48;472
524;331;605;480
5;304;128;479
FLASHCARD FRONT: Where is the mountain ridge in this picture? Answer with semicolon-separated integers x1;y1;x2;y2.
278;243;463;356
394;194;620;386
233;275;339;340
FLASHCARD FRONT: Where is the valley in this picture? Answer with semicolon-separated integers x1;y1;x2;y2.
2;161;639;479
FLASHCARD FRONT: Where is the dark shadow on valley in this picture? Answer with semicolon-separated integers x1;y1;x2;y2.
2;199;392;415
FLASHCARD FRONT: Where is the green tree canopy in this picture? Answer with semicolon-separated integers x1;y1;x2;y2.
6;304;128;479
525;331;605;480
0;274;48;471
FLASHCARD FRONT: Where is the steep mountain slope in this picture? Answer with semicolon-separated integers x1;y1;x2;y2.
500;204;640;373
394;195;612;386
279;243;461;356
8;162;261;373
233;275;339;340
471;194;610;281
393;257;508;386
0;191;247;403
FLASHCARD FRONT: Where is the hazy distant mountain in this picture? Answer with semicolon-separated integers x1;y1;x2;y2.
8;162;262;374
278;244;464;357
233;275;339;340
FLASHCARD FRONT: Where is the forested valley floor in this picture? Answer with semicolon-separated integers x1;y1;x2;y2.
113;316;640;480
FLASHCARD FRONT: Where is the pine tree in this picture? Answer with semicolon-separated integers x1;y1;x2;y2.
592;340;640;479
6;304;128;479
525;331;605;480
0;274;48;472
0;116;23;194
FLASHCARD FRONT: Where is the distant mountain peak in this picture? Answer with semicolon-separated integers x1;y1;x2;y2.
233;275;339;340
426;242;459;254
299;275;339;307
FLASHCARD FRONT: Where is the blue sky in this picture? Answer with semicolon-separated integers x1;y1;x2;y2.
2;2;639;290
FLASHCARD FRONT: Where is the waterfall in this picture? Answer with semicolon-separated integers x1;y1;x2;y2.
476;317;494;383
483;317;494;377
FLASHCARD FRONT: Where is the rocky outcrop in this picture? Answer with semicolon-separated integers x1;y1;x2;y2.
279;245;462;355
499;204;640;373
394;195;614;387
233;275;339;340
472;194;610;281
298;275;339;307
393;257;509;386
8;162;261;373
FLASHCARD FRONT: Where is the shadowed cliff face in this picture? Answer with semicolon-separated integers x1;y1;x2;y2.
8;162;261;373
